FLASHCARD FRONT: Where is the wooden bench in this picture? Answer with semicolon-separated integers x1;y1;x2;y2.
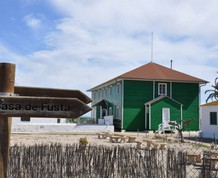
187;154;202;164
135;141;143;149
159;143;167;150
98;132;111;139
143;140;167;150
110;136;125;143
128;136;136;143
204;158;218;169
144;140;155;148
203;151;218;169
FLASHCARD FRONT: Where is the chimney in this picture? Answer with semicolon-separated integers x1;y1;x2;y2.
170;60;173;69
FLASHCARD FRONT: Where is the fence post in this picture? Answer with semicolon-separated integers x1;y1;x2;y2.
0;63;15;178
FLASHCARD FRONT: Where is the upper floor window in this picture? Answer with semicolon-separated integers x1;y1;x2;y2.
158;83;167;96
101;89;104;98
93;92;96;100
98;90;100;99
116;83;120;95
210;112;217;125
105;87;108;97
109;85;113;97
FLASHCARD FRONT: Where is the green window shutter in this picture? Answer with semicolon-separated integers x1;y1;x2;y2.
210;112;217;125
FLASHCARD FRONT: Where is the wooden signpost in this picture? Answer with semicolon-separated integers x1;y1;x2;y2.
0;96;91;118
14;86;92;104
0;63;92;178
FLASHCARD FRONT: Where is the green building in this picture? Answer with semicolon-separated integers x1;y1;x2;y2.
88;62;207;132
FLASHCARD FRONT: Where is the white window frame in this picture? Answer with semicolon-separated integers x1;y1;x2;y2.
158;83;167;96
116;83;120;95
109;107;113;115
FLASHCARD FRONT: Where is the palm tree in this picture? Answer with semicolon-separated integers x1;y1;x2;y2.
205;77;218;102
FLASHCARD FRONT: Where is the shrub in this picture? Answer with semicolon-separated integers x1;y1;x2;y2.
79;137;88;145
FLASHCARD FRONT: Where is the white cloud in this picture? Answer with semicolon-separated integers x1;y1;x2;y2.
24;14;42;29
1;0;218;106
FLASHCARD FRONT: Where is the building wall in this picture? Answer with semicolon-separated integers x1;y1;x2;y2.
12;117;63;124
123;80;153;131
91;81;123;126
91;80;201;132
200;105;218;139
123;81;200;131
172;83;200;130
150;97;181;131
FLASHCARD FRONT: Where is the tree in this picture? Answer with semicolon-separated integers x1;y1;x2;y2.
205;76;218;103
169;119;193;142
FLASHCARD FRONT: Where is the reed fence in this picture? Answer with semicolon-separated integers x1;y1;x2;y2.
7;143;218;178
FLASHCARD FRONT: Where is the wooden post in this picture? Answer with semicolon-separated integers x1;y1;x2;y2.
0;63;15;178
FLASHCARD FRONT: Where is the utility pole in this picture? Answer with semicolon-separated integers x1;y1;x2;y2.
0;63;15;178
151;32;153;62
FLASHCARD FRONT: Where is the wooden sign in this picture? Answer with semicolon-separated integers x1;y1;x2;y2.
0;63;93;178
0;96;91;118
15;86;92;104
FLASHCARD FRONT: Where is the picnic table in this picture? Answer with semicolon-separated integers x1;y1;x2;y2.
187;153;202;164
127;136;136;143
202;151;218;169
98;132;111;139
110;136;126;143
143;139;167;150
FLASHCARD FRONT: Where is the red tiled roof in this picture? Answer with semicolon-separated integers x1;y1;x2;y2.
201;100;218;106
88;62;208;91
118;62;208;83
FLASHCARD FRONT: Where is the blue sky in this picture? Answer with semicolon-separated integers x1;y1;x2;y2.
0;0;218;104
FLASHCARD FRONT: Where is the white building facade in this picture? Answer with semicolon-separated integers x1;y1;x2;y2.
200;101;218;139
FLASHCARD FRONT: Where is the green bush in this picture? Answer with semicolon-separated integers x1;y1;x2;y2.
79;137;88;145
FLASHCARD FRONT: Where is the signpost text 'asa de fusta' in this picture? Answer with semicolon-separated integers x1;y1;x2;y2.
0;63;92;178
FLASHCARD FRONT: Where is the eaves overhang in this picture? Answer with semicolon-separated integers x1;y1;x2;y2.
145;95;183;106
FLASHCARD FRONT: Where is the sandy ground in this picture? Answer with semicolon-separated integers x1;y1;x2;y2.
10;132;148;146
10;131;207;151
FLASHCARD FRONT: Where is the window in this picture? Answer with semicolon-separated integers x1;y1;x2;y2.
210;112;217;125
158;83;167;96
105;87;108;96
109;85;113;97
116;83;120;95
116;107;120;119
21;117;30;122
109;107;113;115
98;90;100;99
93;92;96;100
101;89;104;97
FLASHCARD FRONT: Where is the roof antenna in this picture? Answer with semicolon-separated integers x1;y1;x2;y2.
151;32;153;62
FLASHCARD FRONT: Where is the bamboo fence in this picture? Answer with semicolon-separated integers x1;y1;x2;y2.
7;143;218;178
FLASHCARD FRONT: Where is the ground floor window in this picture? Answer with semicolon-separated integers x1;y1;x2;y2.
21;117;30;122
116;107;120;119
210;112;217;125
109;107;113;115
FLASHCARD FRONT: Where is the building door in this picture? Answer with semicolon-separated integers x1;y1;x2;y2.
162;108;170;128
102;108;107;118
